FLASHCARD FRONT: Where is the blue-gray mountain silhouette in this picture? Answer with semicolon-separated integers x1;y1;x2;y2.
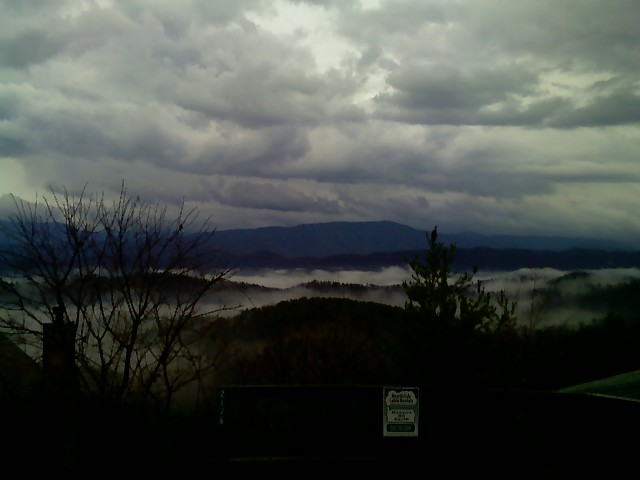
1;219;636;273
207;220;631;258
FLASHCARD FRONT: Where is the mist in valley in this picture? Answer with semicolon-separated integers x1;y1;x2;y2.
201;266;640;329
6;265;639;331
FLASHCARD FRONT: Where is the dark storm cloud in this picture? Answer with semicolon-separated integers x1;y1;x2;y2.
383;64;538;111
160;31;363;130
171;64;330;129
196;126;311;176
338;0;640;129
338;0;640;75
283;125;559;198
460;0;640;75
0;29;68;69
374;61;640;128
16;103;187;165
0;0;638;243
0;89;21;120
384;194;429;212
213;180;342;214
0;136;30;157
373;63;555;126
549;91;640;129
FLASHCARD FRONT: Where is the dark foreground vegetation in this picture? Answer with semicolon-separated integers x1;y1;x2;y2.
5;258;640;475
2;185;640;475
215;296;640;392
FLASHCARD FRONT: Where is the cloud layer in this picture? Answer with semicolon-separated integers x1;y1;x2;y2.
1;0;639;242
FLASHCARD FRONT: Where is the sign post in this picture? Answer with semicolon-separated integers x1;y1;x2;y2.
383;386;419;437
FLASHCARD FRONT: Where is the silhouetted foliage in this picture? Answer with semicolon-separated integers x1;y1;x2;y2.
399;227;518;387
3;211;640;473
219;297;406;385
403;226;517;332
0;182;232;415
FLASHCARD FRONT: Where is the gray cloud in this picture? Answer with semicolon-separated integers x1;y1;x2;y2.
196;126;312;176
213;180;343;214
374;63;640;128
381;63;538;111
549;91;640;128
0;29;67;68
0;0;638;244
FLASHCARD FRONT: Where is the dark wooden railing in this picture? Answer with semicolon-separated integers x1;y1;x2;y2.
205;384;640;472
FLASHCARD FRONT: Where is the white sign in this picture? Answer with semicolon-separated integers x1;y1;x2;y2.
385;390;418;406
387;409;416;423
383;386;419;437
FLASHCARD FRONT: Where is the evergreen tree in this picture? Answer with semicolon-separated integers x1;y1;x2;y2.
401;226;518;386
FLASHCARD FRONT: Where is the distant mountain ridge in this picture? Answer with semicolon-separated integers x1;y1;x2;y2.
207;220;633;258
0;218;632;254
217;246;640;272
209;221;424;258
1;219;637;273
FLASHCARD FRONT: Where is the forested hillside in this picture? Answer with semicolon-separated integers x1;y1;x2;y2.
209;294;640;392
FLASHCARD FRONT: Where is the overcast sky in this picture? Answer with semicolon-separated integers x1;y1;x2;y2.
1;0;639;242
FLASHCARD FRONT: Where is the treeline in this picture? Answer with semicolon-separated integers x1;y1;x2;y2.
209;246;640;272
211;296;640;392
210;228;640;392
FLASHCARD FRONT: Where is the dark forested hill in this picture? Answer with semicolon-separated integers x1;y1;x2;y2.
200;221;638;271
207;294;640;392
216;246;640;272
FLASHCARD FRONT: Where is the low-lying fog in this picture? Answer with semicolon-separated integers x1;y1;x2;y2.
4;266;639;331
206;266;640;329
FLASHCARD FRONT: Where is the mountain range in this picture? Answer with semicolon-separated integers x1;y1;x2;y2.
207;221;633;257
1;219;638;272
203;221;639;272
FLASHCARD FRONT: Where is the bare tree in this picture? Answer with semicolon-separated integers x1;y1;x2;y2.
0;182;233;414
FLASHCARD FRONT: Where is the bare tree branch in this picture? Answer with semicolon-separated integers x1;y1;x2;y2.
0;181;233;412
